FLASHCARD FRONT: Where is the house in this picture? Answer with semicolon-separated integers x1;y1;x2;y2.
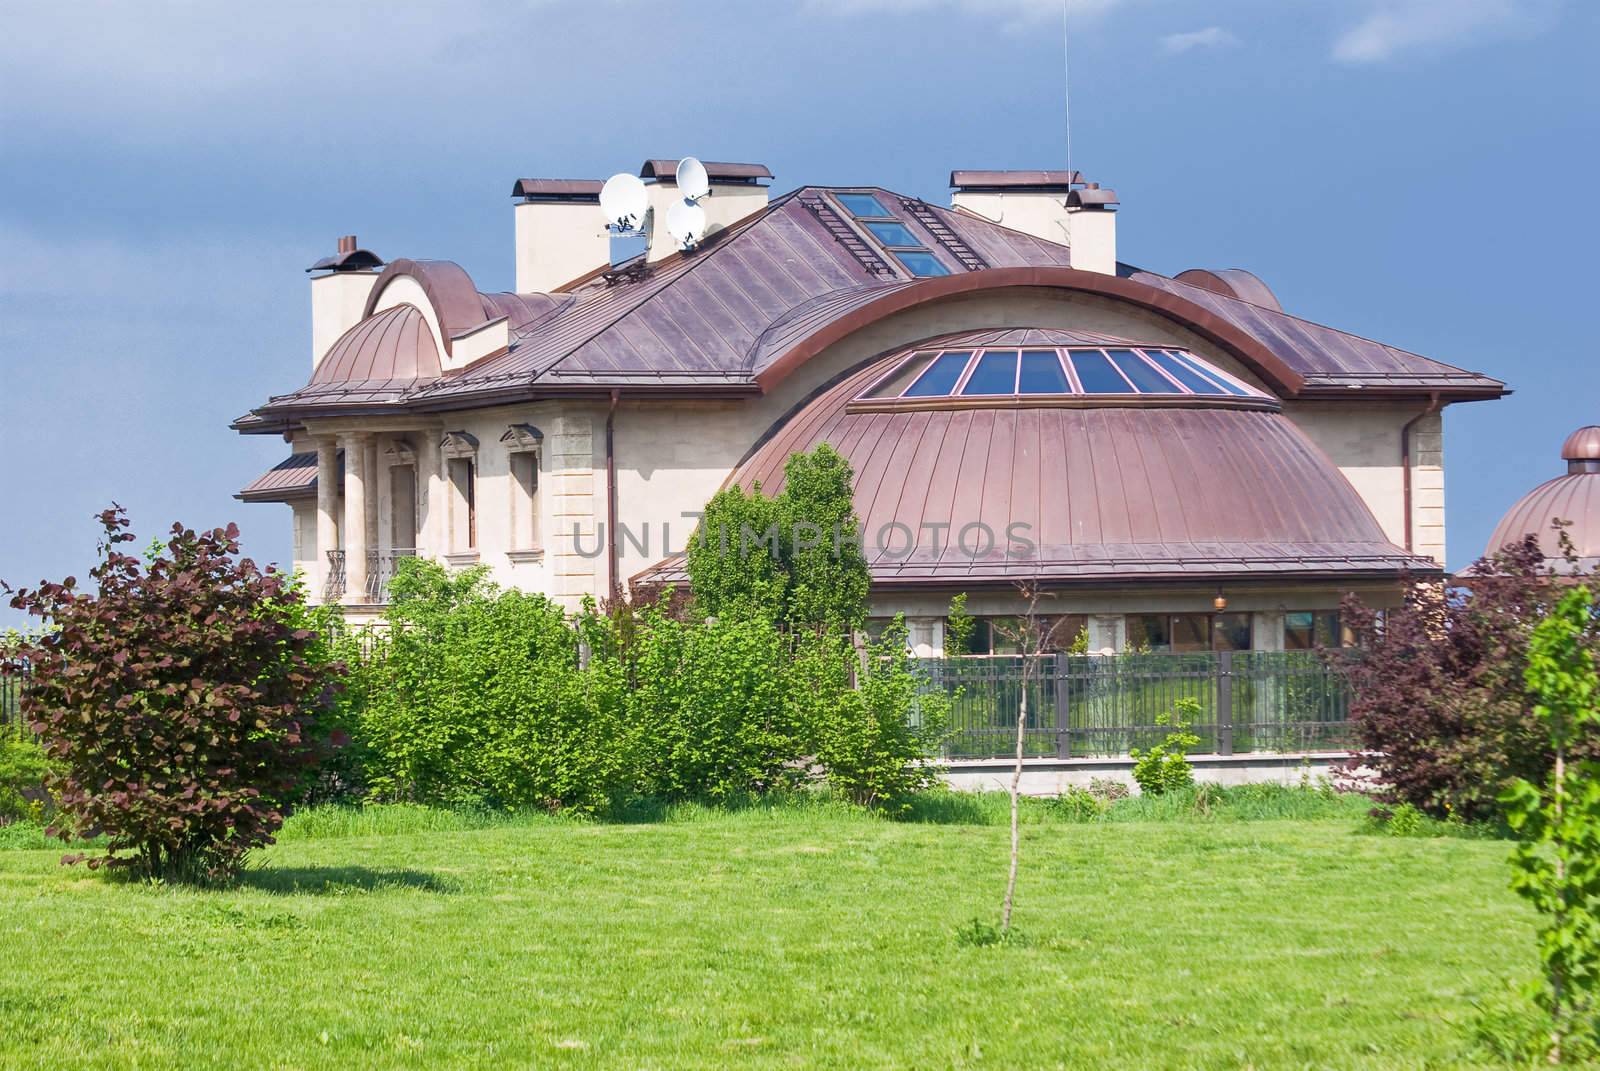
234;160;1506;656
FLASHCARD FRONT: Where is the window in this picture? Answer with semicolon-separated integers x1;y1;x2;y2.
510;452;539;551
448;458;476;550
1070;350;1132;393
891;250;951;277
949;615;1087;656
835;192;893;218
903;352;971;397
1127;613;1254;652
859;345;1270;402
1285;611;1350;650
960;350;1018;395
1018;351;1069;394
863;220;919;246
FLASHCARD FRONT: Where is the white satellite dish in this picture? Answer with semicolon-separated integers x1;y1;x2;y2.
599;172;649;231
675;156;711;202
665;200;708;249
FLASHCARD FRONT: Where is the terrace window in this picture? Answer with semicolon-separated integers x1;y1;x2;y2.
1284;611;1351;650
1127;613;1254;653
949;615;1088;656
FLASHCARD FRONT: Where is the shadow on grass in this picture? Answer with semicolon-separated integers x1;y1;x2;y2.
239;865;458;896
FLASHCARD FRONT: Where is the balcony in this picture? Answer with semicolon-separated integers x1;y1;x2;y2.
323;548;416;605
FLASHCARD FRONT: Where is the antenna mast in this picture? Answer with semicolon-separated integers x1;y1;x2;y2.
1062;0;1074;186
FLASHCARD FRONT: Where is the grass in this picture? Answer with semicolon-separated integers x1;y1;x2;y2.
0;789;1536;1070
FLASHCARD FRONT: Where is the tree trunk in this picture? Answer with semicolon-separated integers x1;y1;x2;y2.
1001;682;1027;933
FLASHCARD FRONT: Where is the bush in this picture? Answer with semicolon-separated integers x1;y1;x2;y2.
354;561;627;813
798;621;948;813
1129;698;1200;796
0;733;52;825
6;507;341;882
626;608;802;801
1339;534;1598;822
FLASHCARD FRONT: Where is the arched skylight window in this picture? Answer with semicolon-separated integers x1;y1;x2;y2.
861;345;1263;401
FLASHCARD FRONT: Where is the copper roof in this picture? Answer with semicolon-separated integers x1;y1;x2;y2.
312;303;441;384
951;170;1080;189
1174;268;1283;313
634;346;1435;589
238;183;1506;433
1487;427;1600;566
511;178;602;200
237;452;324;503
638;160;772;182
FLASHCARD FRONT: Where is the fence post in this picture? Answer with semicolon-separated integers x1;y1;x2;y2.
1216;650;1234;756
1054;655;1070;760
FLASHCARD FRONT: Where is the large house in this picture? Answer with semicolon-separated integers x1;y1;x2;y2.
234;160;1506;657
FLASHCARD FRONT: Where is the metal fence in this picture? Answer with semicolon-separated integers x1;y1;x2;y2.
1;658;27;737
920;650;1353;760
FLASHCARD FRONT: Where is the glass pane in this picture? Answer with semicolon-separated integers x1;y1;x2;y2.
1212;613;1253;652
836;192;893;218
1170;613;1210;653
1126;614;1169;652
1284;611;1315;650
1145;349;1226;395
865;352;937;398
893;250;951;277
1018;350;1070;394
863;220;919;247
908;352;966;398
1071;350;1133;393
1172;350;1248;396
987;617;1024;655
1313;612;1342;648
903;351;971;397
1107;349;1182;394
961;350;1019;395
1043;614;1088;653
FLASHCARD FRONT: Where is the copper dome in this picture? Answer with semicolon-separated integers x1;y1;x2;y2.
311;303;441;385
1486;426;1600;565
722;330;1430;587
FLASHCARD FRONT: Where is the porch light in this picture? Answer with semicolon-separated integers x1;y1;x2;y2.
1213;591;1228;612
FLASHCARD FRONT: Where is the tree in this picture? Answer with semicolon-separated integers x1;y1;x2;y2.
5;507;340;882
686;444;870;633
1502;584;1600;1063
1339;532;1600;822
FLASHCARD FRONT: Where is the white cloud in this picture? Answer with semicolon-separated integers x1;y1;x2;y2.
1160;26;1239;54
1332;0;1564;63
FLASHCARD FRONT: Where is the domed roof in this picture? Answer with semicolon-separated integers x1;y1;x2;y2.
311;303;441;385
722;329;1428;587
1486;426;1600;566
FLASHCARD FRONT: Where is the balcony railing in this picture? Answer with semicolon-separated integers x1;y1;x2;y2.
323;550;346;603
366;548;416;603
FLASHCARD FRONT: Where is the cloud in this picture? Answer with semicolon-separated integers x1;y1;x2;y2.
801;0;1130;25
1160;26;1239;54
1332;0;1564;63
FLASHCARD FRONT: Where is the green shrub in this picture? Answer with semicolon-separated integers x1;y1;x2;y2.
798;621;948;813
355;560;627;813
626;609;801;801
0;733;51;825
1129;698;1201;796
6;507;341;882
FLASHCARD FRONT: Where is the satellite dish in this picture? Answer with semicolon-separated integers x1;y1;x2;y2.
599;173;649;231
665;200;708;249
676;156;711;202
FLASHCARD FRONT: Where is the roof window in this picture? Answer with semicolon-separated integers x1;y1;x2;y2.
835;192;894;218
862;345;1266;401
832;191;952;278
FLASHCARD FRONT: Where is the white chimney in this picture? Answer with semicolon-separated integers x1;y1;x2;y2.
642;160;772;263
511;179;609;293
950;170;1119;275
308;235;383;370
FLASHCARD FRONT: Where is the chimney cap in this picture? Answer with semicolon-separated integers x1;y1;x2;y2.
950;169;1082;191
1066;186;1119;209
1562;426;1600;462
638;159;772;184
511;178;604;201
306;237;384;274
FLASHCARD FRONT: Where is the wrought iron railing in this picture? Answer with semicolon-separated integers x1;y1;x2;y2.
323;550;347;603
1;658;29;737
365;548;416;603
920;650;1354;760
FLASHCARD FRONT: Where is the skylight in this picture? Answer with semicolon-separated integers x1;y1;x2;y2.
862;345;1265;401
832;191;952;278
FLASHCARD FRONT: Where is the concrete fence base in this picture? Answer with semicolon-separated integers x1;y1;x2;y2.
941;752;1357;797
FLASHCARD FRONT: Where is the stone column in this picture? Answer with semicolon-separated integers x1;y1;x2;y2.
417;431;443;558
363;437;381;554
315;437;340;603
340;432;369;604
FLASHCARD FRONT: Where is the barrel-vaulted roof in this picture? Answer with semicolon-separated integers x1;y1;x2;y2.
236;183;1505;433
1486;426;1600;570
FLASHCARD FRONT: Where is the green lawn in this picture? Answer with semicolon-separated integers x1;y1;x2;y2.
0;798;1535;1070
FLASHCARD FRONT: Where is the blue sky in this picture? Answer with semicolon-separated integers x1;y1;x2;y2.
0;0;1593;622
